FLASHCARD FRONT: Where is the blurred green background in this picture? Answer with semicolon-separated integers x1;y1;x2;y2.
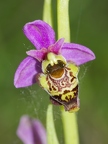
0;0;108;144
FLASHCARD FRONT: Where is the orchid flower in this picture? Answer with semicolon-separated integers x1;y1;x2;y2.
17;115;47;144
14;20;95;112
14;20;95;88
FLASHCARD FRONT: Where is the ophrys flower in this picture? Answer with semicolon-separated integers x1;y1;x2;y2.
14;20;95;112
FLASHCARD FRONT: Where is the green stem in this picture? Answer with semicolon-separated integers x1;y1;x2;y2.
57;0;79;144
43;0;52;26
57;0;70;41
46;104;59;144
61;108;79;144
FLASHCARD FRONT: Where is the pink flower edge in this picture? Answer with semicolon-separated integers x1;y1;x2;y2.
23;20;55;49
62;43;95;65
17;115;47;144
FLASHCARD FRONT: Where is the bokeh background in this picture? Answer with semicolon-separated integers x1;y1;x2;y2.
0;0;108;144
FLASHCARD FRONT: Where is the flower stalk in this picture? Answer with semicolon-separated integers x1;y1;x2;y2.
57;0;70;42
61;108;79;144
43;0;52;26
57;0;79;144
46;104;59;144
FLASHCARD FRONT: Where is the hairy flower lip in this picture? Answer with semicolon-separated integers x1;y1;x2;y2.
14;20;95;88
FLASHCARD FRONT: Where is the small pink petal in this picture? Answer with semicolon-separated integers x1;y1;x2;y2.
62;43;95;65
26;48;47;62
49;38;65;54
23;20;55;49
14;56;41;88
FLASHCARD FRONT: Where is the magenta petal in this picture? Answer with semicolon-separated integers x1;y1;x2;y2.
14;56;41;88
32;119;47;144
49;38;65;54
62;43;95;65
17;116;47;144
26;48;47;62
23;20;55;49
